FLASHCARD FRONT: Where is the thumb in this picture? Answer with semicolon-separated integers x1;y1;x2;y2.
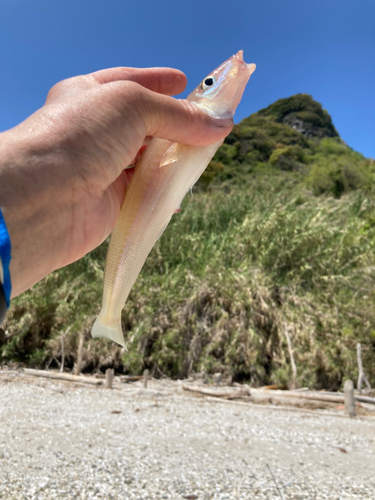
110;81;234;147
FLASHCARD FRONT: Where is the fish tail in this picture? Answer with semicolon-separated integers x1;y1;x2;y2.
91;316;127;349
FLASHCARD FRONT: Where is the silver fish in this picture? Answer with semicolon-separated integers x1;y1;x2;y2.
92;51;256;347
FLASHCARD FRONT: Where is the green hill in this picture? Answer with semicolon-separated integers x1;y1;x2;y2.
2;94;374;390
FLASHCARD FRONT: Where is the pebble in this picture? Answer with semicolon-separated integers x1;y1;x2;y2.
0;374;374;499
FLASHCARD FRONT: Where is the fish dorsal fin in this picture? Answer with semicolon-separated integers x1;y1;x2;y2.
159;143;180;167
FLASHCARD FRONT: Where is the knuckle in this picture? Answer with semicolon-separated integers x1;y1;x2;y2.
46;75;93;102
46;79;69;101
106;80;148;119
179;99;198;119
110;80;145;101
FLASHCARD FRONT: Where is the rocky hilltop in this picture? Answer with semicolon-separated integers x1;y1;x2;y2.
201;93;369;197
257;93;339;139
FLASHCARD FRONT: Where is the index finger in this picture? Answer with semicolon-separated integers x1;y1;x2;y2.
91;67;187;96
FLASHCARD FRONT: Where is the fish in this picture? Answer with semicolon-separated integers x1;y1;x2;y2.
91;51;256;347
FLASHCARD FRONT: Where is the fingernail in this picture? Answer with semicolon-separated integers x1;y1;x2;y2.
210;116;234;128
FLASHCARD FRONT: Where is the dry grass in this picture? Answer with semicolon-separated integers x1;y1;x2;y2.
2;168;374;390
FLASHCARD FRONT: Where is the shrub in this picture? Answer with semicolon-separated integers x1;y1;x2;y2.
306;155;371;197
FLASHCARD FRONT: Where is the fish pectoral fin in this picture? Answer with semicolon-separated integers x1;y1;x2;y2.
159;143;180;167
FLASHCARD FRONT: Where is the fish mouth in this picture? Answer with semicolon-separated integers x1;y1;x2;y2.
235;50;257;75
235;50;244;63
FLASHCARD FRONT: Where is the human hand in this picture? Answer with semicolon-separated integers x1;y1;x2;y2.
0;67;233;297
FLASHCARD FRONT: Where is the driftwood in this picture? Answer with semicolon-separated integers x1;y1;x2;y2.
355;394;375;404
182;384;250;399
183;384;375;406
253;390;344;404
252;388;375;405
357;343;371;393
120;375;143;383
24;369;102;385
344;380;356;417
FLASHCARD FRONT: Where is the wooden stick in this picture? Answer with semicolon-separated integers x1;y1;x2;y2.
183;384;358;404
182;384;250;399
120;375;143;383
226;388;375;404
266;463;285;500
60;335;65;373
105;368;114;389
251;388;375;405
204;396;356;418
45;355;54;370
344;379;356;417
75;332;85;376
143;369;149;388
284;324;297;390
60;326;71;373
259;391;344;404
357;343;372;392
53;357;61;369
355;394;375;404
24;369;102;385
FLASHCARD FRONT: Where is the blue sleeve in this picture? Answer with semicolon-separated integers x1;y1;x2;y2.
0;208;12;308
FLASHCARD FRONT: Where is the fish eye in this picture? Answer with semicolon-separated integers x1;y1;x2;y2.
201;76;215;90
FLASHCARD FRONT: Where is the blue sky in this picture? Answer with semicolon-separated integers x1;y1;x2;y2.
1;0;374;157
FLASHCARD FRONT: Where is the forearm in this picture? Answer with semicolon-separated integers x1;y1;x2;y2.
0;128;70;297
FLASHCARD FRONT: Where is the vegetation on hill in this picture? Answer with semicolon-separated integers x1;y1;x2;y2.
1;94;374;390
